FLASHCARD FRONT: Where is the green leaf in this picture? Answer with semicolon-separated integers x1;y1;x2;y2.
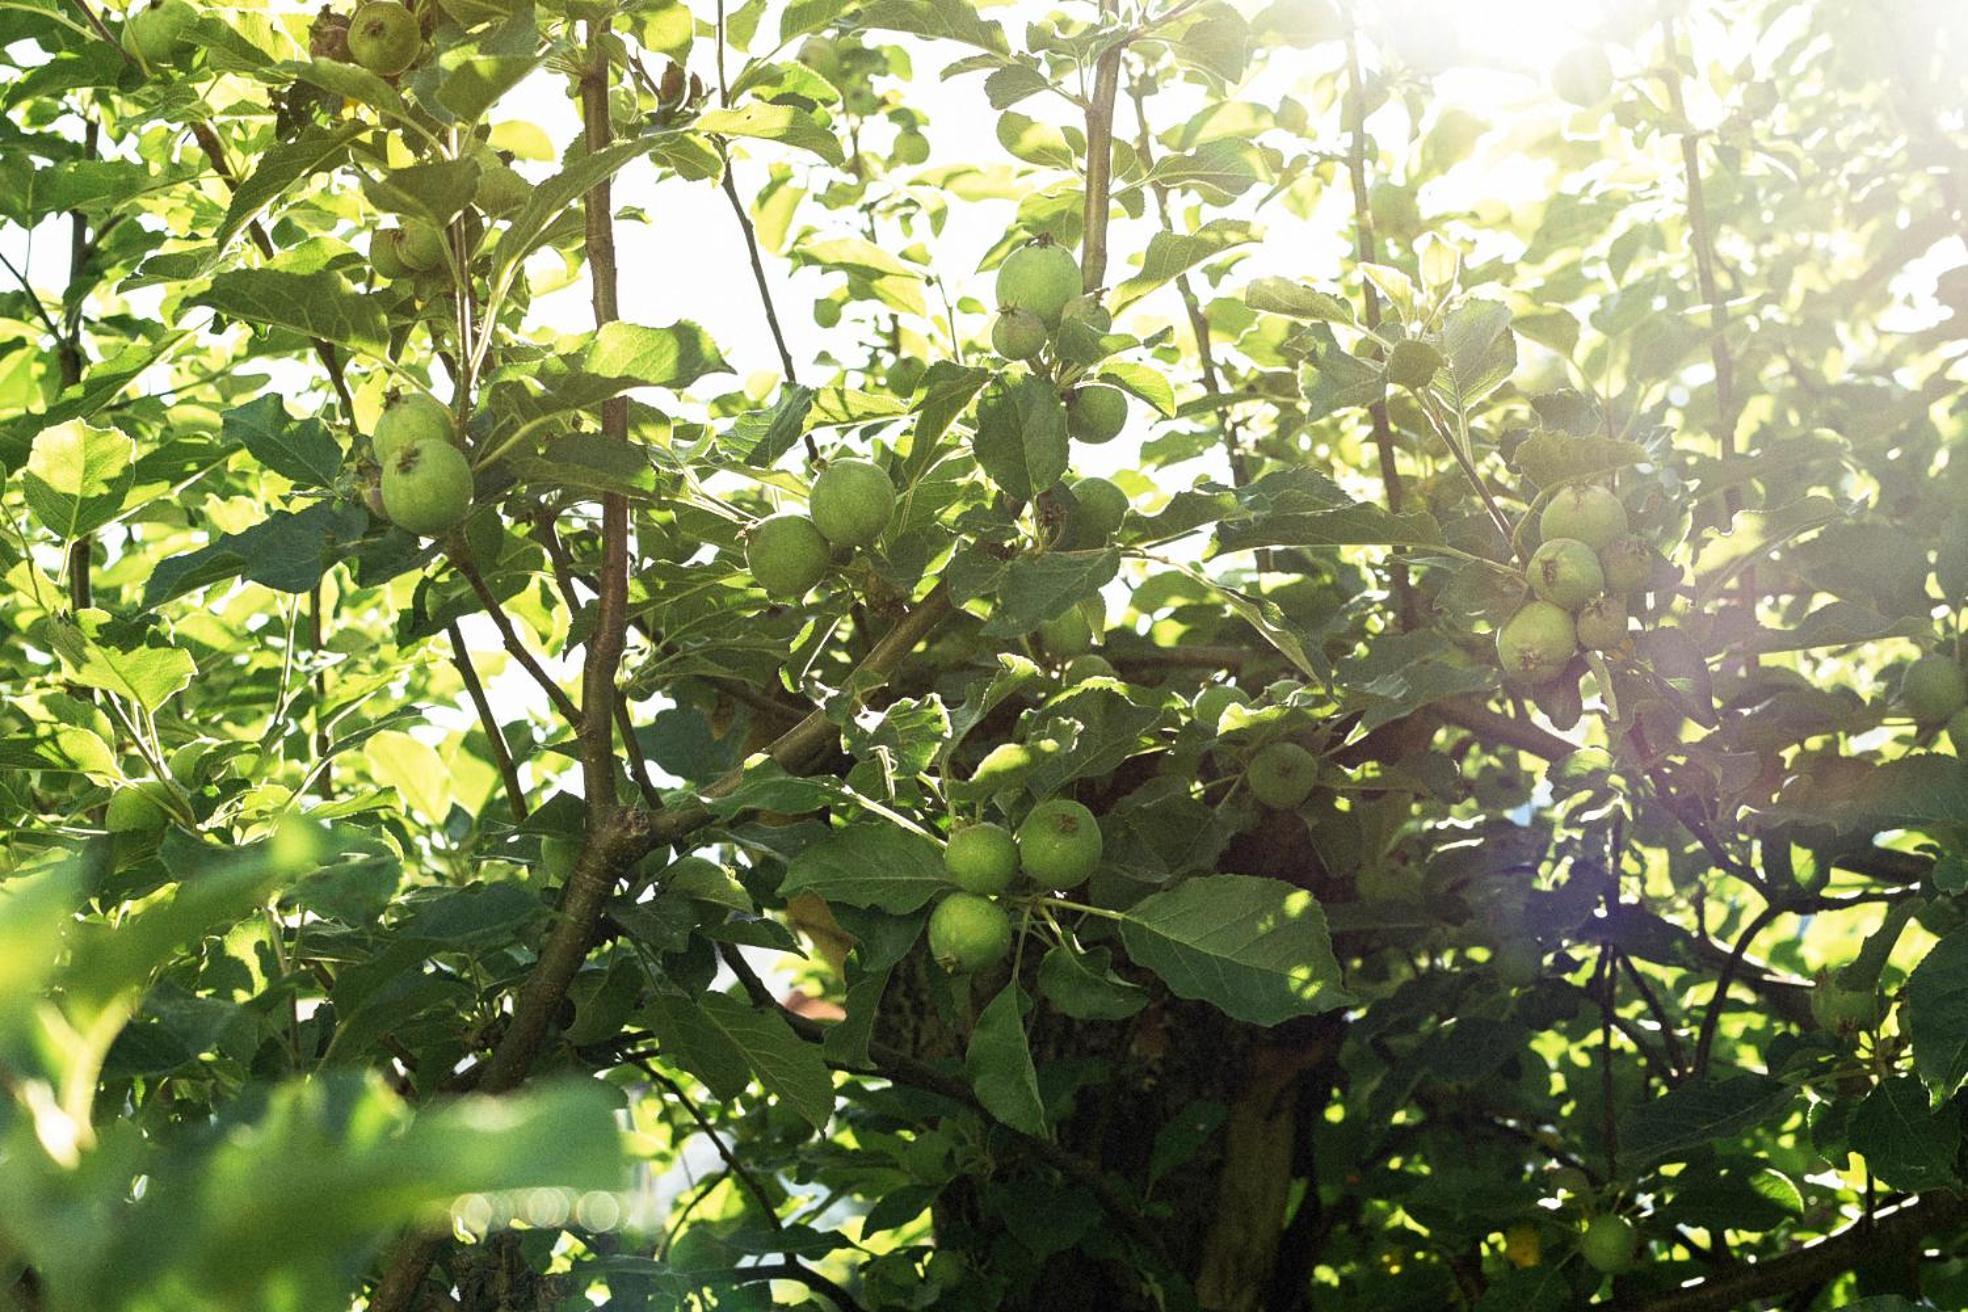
1907;929;1968;1095
213;124;365;263
584;321;732;391
48;612;196;712
1037;945;1147;1020
22;420;133;540
191;270;388;357
1118;875;1350;1026
224;395;343;488
780;823;947;913
973;373;1068;501
645;992;834;1131
1111;220;1259;311
437;54;542;122
981;550;1119;637
698;103;843;165
1848;1076;1960;1192
1623;1070;1797;1166
965;983;1049;1138
362;158;482;229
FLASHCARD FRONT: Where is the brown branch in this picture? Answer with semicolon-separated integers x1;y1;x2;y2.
717;153;801;387
1620;1193;1968;1312
1124;76;1248;484
1690;898;1786;1079
448;620;526;822
1341;1;1414;622
452;555;583;726
1080;39;1124;292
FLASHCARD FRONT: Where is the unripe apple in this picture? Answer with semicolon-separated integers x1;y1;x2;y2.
1055;294;1113;365
945;822;1018;895
892;129;930;165
1551;46;1614;106
1496;601;1577;685
1948;706;1968;754
1387;338;1443;390
1246;741;1319;809
1017;798;1102;889
1061;653;1116;683
1539;485;1628;551
346;0;421;76
991;307;1048;361
380;438;473;536
1527;537;1605;610
372;392;454;463
369;228;412;281
1575;594;1629;651
397;219;448;273
1600;534;1653;595
995;241;1081;325
1067;384;1128;444
122;0;193;66
1070;476;1128;540
1369;181;1422;240
1036;605;1095;660
1579;1214;1638;1274
1192;683;1250;731
927;892;1012;973
746;513;830;600
1810;970;1887;1036
808;458;895;548
1503;1221;1542;1270
1902;653;1968;725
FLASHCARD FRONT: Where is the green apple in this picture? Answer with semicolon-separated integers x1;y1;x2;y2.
1246;741;1319;809
746;513;830;599
1070;476;1128;541
1551;46;1614;106
1579;1214;1638;1274
346;0;421;76
372;392;454;464
995;241;1080;324
370;228;412;281
1810;970;1887;1036
381;438;473;536
1575;595;1629;651
927;892;1012;973
809;458;895;548
1192;683;1249;731
1369;181;1421;240
1017;798;1102;889
540;836;581;881
1903;653;1968;724
1948;706;1968;754
1055;293;1113;365
1600;534;1653;595
1539;485;1628;551
1496;601;1577;686
892;129;930;166
944;822;1017;895
1067;384;1128;444
1036;605;1095;660
122;0;192;66
397;219;448;273
1061;654;1116;683
991;307;1048;361
1527;538;1605;610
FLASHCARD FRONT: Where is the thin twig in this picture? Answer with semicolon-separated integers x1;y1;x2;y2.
451;555;583;726
448;620;526;822
1691;899;1786;1079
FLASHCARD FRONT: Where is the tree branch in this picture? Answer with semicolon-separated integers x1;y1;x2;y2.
452;554;583;726
448;620;526;822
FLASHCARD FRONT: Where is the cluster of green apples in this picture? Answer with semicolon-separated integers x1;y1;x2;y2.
991;241;1132;447
366;392;473;536
745;459;897;600
927;799;1103;974
1901;647;1968;750
1495;484;1656;685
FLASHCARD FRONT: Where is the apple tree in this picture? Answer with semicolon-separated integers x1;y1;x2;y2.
3;0;1968;1309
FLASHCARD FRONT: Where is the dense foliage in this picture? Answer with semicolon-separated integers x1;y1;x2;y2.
4;0;1968;1308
